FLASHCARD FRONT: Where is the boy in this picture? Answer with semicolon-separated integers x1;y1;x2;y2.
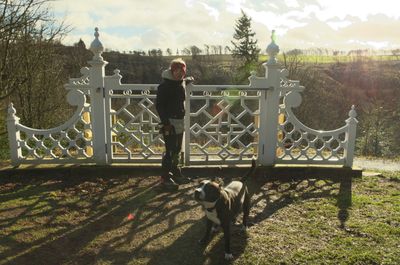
156;58;192;189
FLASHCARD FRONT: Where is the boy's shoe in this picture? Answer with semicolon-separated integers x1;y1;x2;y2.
160;173;179;190
171;168;190;184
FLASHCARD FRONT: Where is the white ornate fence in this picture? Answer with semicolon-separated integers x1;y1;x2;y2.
7;28;358;167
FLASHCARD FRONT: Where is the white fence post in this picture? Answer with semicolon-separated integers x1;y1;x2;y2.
258;31;281;166
7;103;22;166
257;85;268;165
344;105;358;167
88;28;109;165
184;84;192;166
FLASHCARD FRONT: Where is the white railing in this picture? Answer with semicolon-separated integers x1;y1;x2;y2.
276;74;358;167
6;28;358;167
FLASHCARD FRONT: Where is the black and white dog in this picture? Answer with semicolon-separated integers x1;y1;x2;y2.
193;160;256;260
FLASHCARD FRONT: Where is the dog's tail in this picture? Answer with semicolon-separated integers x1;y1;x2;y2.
241;158;257;182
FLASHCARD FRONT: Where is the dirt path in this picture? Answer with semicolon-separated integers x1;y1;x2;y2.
354;157;400;171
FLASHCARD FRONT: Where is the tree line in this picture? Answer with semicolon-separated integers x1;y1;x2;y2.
111;45;233;57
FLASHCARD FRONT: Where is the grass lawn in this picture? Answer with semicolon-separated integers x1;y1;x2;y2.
0;169;399;265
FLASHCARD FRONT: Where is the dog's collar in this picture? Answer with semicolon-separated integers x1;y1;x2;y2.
205;198;219;212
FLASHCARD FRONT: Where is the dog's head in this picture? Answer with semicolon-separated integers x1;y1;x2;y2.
193;179;222;205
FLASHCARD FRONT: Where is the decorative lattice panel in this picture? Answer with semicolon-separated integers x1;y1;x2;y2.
189;88;260;164
16;88;94;163
106;85;163;162
276;76;348;164
276;119;347;163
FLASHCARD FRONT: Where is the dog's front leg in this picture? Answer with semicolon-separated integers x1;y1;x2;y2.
242;192;250;229
222;221;233;260
198;219;212;244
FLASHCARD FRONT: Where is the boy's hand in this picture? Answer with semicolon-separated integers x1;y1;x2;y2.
161;124;174;134
163;124;173;131
185;76;195;84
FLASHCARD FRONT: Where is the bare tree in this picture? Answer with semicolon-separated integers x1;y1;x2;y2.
217;45;222;55
224;46;231;54
182;48;191;55
391;49;400;60
190;45;202;57
0;0;69;130
211;45;218;55
282;52;306;80
204;44;210;55
0;0;68;101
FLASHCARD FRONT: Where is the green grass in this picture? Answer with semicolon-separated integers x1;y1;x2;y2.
259;54;400;64
0;170;399;265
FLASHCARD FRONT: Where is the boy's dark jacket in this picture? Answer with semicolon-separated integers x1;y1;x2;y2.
156;69;186;126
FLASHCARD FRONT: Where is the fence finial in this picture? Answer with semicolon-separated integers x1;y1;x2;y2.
7;103;19;121
90;27;104;61
348;105;357;119
346;105;358;124
266;30;279;64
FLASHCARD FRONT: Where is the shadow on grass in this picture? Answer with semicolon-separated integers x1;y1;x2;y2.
245;174;352;229
337;178;352;228
0;169;352;265
146;222;249;265
0;172;168;264
0;170;245;265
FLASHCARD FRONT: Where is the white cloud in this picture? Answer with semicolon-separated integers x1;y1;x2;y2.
50;0;400;52
348;40;390;50
200;2;220;20
284;0;300;8
316;0;400;21
246;9;309;35
225;0;246;14
326;20;352;30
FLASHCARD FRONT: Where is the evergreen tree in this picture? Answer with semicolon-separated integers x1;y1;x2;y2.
76;38;86;49
231;10;260;64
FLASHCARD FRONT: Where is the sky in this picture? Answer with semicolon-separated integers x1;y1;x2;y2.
51;0;400;53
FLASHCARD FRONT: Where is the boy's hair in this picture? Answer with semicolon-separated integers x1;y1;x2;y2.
170;58;186;74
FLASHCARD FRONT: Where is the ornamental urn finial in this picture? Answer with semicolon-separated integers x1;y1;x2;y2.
7;102;19;122
266;30;280;64
89;27;104;61
348;105;357;119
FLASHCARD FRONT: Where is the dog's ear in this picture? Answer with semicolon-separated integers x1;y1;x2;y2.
212;176;224;187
